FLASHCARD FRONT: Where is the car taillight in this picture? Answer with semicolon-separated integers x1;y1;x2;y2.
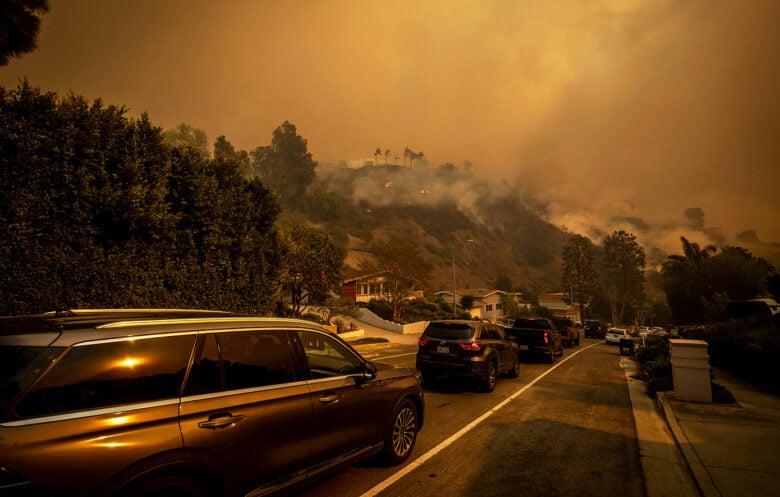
543;332;549;344
418;337;430;346
458;341;482;351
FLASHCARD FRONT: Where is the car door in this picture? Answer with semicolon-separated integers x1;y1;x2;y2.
179;330;311;496
293;330;384;467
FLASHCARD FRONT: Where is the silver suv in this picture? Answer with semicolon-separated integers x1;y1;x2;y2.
0;309;424;497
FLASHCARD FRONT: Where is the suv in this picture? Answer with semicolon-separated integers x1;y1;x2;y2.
416;320;520;392
584;320;606;339
551;317;580;347
0;309;424;497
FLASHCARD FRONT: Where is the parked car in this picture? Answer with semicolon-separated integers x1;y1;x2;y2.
416;320;520;392
551;317;580;347
605;327;628;345
0;309;424;497
584;320;606;338
501;317;564;363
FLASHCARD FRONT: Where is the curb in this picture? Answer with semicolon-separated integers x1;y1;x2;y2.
658;393;722;497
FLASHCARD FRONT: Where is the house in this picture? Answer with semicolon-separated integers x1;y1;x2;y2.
537;292;582;323
435;288;523;321
340;273;423;303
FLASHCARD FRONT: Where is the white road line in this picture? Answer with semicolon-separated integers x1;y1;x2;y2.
360;343;600;497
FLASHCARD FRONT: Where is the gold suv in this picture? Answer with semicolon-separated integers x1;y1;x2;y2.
0;309;424;497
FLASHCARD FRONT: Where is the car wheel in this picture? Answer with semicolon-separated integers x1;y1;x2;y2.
120;476;206;497
507;354;520;378
382;399;418;465
546;346;554;364
481;360;498;392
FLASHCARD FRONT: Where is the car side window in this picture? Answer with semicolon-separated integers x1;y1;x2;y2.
186;333;223;395
16;335;196;418
297;331;362;379
219;331;296;390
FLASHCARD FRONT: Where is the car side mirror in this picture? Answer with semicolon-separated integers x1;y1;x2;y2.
361;361;377;381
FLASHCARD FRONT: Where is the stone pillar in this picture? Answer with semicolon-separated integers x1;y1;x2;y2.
669;339;712;402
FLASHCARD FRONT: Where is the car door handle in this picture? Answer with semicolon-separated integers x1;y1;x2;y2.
198;413;246;430
318;393;342;404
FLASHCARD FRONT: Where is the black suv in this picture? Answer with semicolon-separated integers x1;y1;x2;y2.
0;309;424;497
416;320;520;392
584;319;607;338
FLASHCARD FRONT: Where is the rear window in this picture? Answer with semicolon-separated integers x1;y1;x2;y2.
14;335;196;418
511;319;549;330
423;323;475;340
0;346;65;420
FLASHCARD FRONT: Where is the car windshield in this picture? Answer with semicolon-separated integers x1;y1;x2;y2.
0;345;65;419
424;323;474;340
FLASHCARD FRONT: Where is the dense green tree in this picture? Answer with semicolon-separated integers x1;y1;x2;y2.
662;238;773;323
0;0;49;65
359;237;433;321
661;237;716;323
561;234;601;322
250;121;316;207
603;230;646;325
0;82;282;314
278;224;345;317
163;123;210;159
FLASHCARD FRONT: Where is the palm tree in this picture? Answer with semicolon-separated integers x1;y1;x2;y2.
374;147;381;166
384;149;391;164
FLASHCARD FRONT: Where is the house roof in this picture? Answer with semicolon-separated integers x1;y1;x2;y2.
435;289;521;300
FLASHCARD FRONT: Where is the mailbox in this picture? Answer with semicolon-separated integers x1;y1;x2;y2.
670;339;712;402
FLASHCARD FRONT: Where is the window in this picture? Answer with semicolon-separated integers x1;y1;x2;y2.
186;331;297;395
486;304;493;311
297;331;362;379
496;302;503;310
219;332;296;390
16;335;196;417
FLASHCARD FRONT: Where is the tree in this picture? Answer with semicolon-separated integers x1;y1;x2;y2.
662;238;774;323
278;224;345;317
384;149;391;164
250;121;316;207
603;230;646;325
662;237;718;323
0;0;49;66
163;123;210;159
358;237;433;321
0;82;283;314
374;147;381;165
561;234;600;322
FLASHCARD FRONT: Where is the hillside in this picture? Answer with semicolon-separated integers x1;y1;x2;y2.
295;162;571;298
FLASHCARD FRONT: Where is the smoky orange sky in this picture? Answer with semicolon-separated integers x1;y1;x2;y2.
2;0;779;261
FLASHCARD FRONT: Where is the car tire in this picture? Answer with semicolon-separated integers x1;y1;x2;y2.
546;347;554;364
507;354;520;378
120;476;206;497
382;399;418;465
481;360;498;392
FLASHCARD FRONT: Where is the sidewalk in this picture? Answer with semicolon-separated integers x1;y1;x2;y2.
658;368;780;497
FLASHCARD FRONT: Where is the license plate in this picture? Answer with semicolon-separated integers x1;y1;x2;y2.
437;345;449;354
518;344;529;351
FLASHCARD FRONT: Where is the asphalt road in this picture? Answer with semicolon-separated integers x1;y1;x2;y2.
298;338;645;497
